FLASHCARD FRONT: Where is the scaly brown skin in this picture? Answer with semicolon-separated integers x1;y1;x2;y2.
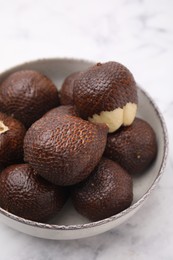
43;105;79;118
0;164;68;222
60;71;81;105
0;112;26;167
71;158;133;221
24;109;108;186
104;118;157;175
0;70;60;128
0;165;4;173
73;62;137;119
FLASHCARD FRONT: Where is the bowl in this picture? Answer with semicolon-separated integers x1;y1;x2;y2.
0;58;168;240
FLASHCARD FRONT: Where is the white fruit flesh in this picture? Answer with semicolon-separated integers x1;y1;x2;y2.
123;103;137;126
88;102;137;133
0;121;9;134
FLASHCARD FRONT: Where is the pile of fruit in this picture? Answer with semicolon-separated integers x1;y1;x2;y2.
0;62;157;222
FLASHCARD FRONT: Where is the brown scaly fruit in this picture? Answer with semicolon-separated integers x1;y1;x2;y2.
0;112;26;167
104;118;157;175
0;70;60;128
43;105;79;118
0;166;4;173
71;158;133;221
0;164;68;222
60;71;81;105
24;107;108;186
73;62;138;133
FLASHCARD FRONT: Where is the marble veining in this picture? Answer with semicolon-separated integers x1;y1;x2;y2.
0;0;173;259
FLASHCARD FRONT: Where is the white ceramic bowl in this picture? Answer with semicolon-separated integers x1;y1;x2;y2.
0;58;168;240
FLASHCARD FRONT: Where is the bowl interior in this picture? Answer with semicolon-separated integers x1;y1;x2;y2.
0;58;167;227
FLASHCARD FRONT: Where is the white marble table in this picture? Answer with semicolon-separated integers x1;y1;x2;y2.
0;0;173;259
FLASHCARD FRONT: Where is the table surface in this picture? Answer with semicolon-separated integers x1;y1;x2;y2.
0;0;173;259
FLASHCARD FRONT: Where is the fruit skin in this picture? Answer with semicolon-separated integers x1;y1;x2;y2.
73;62;137;119
104;118;157;175
60;72;81;105
71;158;133;221
0;70;60;128
0;166;4;173
0;112;26;167
43;105;79;118
24;108;108;186
0;164;68;222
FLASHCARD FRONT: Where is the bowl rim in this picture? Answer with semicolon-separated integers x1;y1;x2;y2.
0;57;169;231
